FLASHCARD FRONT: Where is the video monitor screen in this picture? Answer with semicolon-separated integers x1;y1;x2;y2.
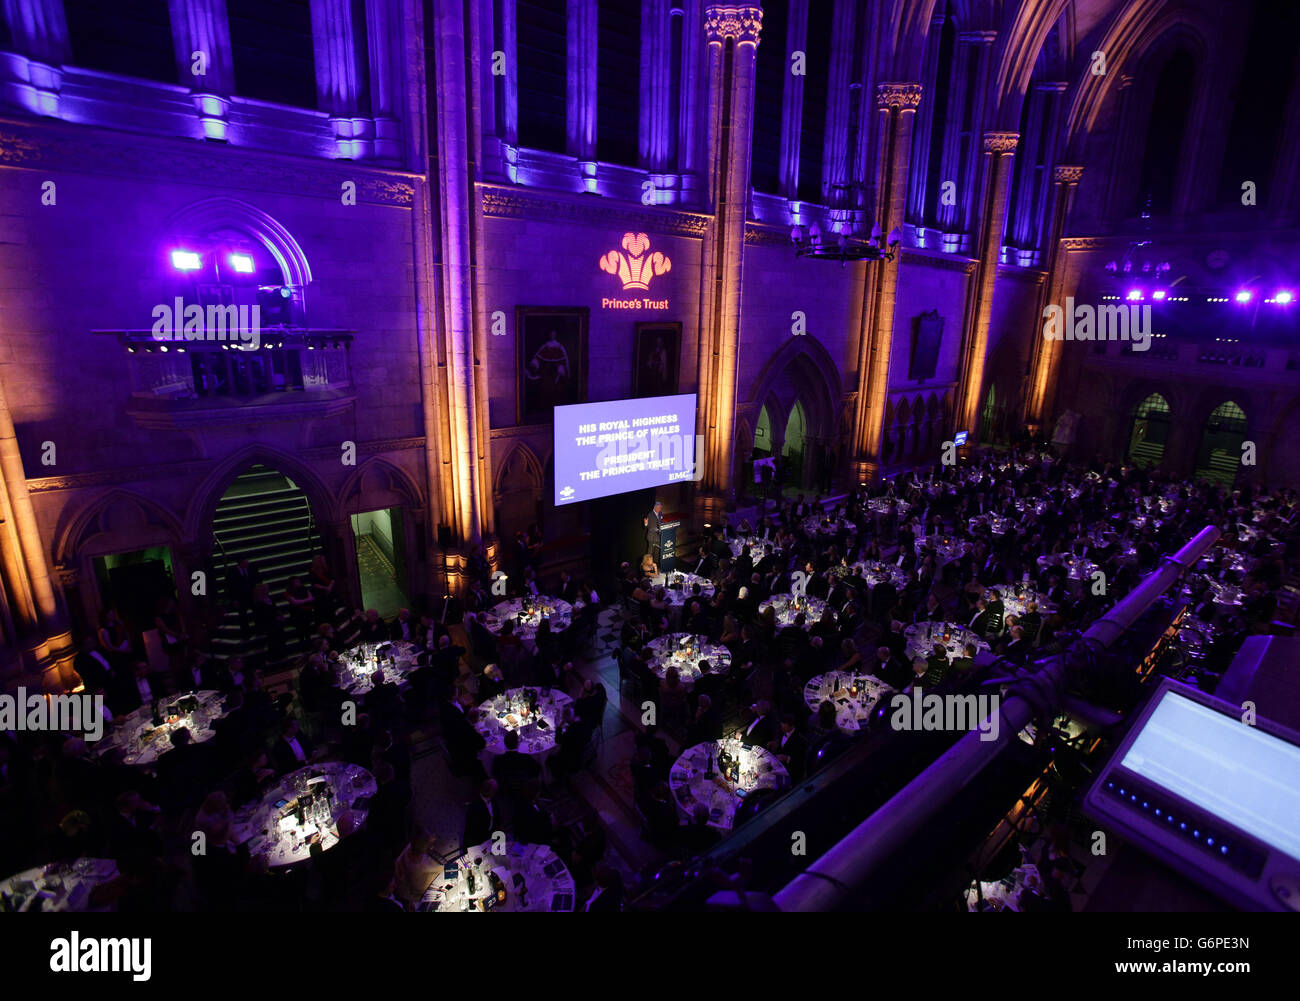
1119;690;1300;860
553;393;698;505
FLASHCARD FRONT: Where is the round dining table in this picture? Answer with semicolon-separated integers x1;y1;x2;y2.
479;597;574;650
668;738;788;830
336;640;421;695
92;689;229;768
230;761;377;868
0;858;119;912
904;621;990;663
759;592;828;628
418;840;576;912
473;687;574;764
803;670;893;733
645;633;732;687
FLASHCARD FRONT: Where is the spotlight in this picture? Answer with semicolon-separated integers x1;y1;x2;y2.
229;253;255;274
1275;290;1293;304
1152;290;1167;301
1234;290;1252;303
171;250;202;271
1126;289;1143;301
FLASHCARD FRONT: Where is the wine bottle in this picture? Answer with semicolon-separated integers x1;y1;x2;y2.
466;866;476;895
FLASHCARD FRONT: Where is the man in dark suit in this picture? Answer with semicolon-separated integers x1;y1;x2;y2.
116;661;161;714
226;558;261;629
441;689;487;779
270;718;315;774
462;778;498;851
358;609;388;643
644;500;664;565
389;608;416;643
967;598;991;638
491;729;542;806
739;700;779;746
74;638;114;692
984;589;1006;636
556;570;580;605
769;714;807;781
513;779;554;846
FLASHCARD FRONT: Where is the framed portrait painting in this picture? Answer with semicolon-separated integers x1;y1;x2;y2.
633;322;681;399
516;307;588;424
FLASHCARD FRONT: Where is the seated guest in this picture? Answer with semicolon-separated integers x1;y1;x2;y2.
685;693;724;745
389;607;416;642
658;666;690;734
462;779;499;851
739;699;779;746
358;609;388;643
394;826;441;909
905;656;940;691
584;864;625;912
270;718;316;774
805;700;840;747
513;779;554;846
874;645;911;691
768;714;807;781
679;803;722;857
492;729;542;803
231;749;276;808
118;661;161;713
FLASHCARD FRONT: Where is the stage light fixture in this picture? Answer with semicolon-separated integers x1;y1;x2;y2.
1234;290;1253;303
229;253;255;273
1152;290;1167;300
171;249;202;271
1126;289;1143;301
1275;290;1293;304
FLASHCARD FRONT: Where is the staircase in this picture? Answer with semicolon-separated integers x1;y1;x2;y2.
1128;440;1164;468
208;466;330;667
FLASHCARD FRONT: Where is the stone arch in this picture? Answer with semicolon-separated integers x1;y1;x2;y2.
184;445;334;543
55;490;185;566
338;457;425;516
161;196;314;288
493;442;544;545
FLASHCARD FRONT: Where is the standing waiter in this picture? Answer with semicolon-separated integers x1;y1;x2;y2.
643;500;664;568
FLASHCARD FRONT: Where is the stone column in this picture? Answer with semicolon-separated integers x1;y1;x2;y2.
310;0;371;157
694;4;762;524
677;0;705;182
640;0;673;173
567;0;598;189
956;32;997;241
956;131;1019;435
906;9;946;229
849;82;922;484
821;0;857;217
0;371;74;688
933;36;974;236
367;0;405;159
777;0;808;200
2;0;70;116
167;0;235;140
420;0;495;595
1024;164;1082;433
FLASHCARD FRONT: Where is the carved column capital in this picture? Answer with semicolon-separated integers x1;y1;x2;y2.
1053;164;1084;184
704;4;763;45
983;131;1020;154
876;82;923;111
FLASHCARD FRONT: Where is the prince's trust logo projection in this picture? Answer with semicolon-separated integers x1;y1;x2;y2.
599;232;671;309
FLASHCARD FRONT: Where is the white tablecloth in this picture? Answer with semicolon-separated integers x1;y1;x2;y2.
803;671;892;732
904;621;989;663
93;690;228;767
337;641;421;695
914;536;965;565
965;864;1041;911
231;761;377;868
728;535;773;558
480;597;573;648
0;858;118;912
759;593;828;629
474;687;573;760
668;738;788;830
845;560;909;589
645;633;732;686
420;841;575;912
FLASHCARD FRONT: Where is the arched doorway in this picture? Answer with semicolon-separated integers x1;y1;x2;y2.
1128;392;1171;467
210;464;322;665
783;400;808;487
1194;400;1248;485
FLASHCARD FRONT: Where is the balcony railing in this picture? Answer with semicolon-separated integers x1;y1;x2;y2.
95;328;356;428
